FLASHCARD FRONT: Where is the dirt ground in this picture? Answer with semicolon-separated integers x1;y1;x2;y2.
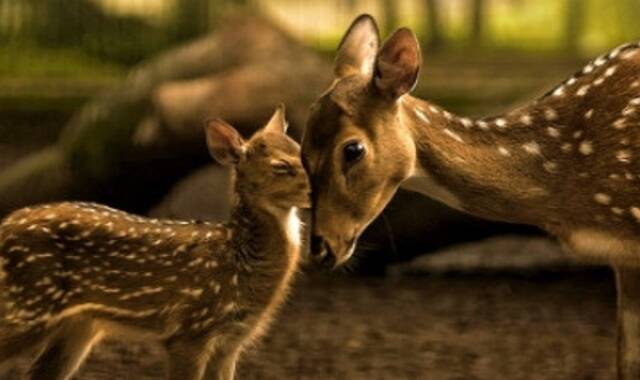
6;267;617;380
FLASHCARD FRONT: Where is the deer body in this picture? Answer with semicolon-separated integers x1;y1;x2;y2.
0;106;309;380
303;15;640;379
402;43;640;266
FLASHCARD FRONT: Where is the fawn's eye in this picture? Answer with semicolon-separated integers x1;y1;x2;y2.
343;141;365;164
271;160;296;176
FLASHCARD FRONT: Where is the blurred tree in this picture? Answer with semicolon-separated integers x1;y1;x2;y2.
423;0;444;50
469;0;485;46
171;0;212;43
616;0;640;41
381;0;399;34
565;0;585;53
20;0;166;65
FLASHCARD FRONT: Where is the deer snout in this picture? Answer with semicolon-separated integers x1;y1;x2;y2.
310;234;357;268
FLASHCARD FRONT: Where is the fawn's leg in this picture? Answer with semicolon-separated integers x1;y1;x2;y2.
615;266;640;380
165;340;210;380
27;317;102;380
208;346;241;380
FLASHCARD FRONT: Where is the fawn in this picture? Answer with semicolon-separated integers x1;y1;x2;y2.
0;105;310;380
303;14;640;379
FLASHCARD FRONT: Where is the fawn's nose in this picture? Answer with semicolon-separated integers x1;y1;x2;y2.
310;234;336;268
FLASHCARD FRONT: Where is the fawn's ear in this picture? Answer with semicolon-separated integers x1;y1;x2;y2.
373;27;421;100
205;119;245;166
334;14;380;78
264;104;288;134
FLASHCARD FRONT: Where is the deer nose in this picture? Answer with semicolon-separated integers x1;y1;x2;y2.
310;235;336;268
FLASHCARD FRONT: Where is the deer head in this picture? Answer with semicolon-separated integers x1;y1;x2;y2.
207;105;311;212
302;15;421;266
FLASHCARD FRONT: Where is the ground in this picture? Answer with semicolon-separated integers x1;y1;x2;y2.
6;265;617;379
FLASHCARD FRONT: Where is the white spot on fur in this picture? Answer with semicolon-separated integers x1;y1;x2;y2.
594;193;612;205
476;120;489;130
180;288;203;298
544;108;558;121
443;129;464;143
623;106;636;116
561;143;572;153
498;146;511;156
631;207;640;222
617;150;632;163
612;207;624;215
546;127;560;138
495;118;507;128
576;85;590;97
605;66;618;77
612;118;627;129
552;87;565;97
460;117;473;128
622;49;638;60
519;114;532;125
584;109;594;119
579;141;593;155
414;108;430;124
543;161;558;173
522;141;541;155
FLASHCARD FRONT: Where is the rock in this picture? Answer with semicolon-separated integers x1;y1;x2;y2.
388;235;596;276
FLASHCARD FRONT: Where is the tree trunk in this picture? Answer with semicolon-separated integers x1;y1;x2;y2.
424;0;444;50
469;0;485;46
381;0;399;34
0;14;331;215
565;0;584;54
171;0;211;42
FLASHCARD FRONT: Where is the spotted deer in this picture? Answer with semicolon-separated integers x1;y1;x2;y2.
302;14;640;379
0;105;309;380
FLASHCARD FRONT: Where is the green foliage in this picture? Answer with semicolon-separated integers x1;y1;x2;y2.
0;45;124;79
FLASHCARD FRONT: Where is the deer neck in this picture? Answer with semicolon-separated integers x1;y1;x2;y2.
399;96;563;227
229;191;301;269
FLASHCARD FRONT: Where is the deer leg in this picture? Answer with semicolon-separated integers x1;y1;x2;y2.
208;347;241;380
615;266;640;380
27;317;102;380
165;340;210;380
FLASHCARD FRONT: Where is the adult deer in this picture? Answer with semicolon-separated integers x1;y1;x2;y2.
302;14;640;379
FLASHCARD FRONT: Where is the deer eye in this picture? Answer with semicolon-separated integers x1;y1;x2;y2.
271;160;296;176
343;141;365;164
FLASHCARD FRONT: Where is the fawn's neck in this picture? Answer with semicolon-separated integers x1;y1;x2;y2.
229;192;301;269
400;96;563;227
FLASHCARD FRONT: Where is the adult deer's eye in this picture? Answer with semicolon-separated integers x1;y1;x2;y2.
343;141;365;163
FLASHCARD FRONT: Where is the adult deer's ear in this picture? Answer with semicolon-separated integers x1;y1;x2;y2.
264;104;288;134
205;119;245;166
334;14;380;78
373;28;421;99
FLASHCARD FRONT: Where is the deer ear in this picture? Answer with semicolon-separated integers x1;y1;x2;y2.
334;14;380;78
373;28;421;99
204;119;245;166
263;104;288;134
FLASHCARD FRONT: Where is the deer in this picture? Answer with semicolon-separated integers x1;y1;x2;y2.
302;14;640;379
0;105;310;380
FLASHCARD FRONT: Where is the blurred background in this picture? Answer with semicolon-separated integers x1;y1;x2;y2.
1;0;639;379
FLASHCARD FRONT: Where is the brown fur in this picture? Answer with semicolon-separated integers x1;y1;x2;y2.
303;14;640;379
0;107;309;380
